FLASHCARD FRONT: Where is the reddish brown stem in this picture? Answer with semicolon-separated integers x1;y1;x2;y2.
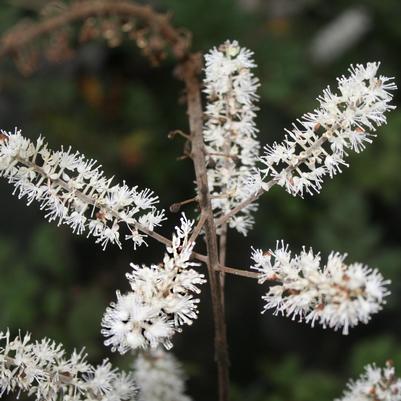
178;55;230;401
219;224;228;314
189;212;207;244
0;1;190;60
216;265;260;279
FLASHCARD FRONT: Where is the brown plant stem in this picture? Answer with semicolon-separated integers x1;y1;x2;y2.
219;224;228;314
189;212;207;244
178;55;230;401
216;265;260;279
0;1;190;60
215;188;265;228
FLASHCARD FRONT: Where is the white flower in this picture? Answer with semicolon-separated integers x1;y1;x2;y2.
133;349;191;401
0;128;165;250
336;362;401;401
203;40;260;235
110;372;139;401
101;290;175;353
101;214;206;353
250;241;390;334
0;329;137;401
84;359;117;395
256;63;396;197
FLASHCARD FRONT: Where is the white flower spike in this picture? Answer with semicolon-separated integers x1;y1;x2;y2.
101;214;206;353
251;241;390;334
336;361;401;401
0;128;165;250
203;40;260;235
0;330;137;401
255;63;396;197
133;349;191;401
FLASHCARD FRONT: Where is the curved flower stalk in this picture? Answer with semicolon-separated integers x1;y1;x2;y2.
254;63;396;197
336;361;401;401
251;241;390;334
101;214;206;353
133;349;191;401
203;40;260;235
0;0;192;75
0;128;165;250
0;330;137;401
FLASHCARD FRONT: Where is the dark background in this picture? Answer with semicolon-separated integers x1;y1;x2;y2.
0;0;401;400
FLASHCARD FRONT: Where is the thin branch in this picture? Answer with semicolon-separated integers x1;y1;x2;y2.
218;226;228;271
170;195;198;212
170;193;232;213
0;1;190;60
168;129;191;140
218;225;227;314
189;212;207;244
215;265;260;280
215;188;265;228
216;90;234;316
215;134;331;228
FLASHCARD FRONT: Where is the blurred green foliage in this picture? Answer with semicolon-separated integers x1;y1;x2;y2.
0;0;400;400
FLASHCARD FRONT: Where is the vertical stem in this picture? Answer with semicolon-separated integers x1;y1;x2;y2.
218;87;232;314
219;224;228;314
179;54;230;401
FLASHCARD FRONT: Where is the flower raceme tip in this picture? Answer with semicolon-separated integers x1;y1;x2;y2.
0;330;137;401
0;128;165;250
101;214;206;353
253;62;396;197
251;241;390;334
336;361;401;401
203;40;261;235
133;349;191;401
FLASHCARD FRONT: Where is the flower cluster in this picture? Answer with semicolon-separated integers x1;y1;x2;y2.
133;349;191;401
0;330;137;401
203;40;260;235
101;215;206;353
254;63;396;197
0;128;165;250
336;361;401;401
251;241;390;334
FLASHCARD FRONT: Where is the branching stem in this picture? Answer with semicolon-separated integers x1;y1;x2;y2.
215;134;330;228
179;56;230;401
